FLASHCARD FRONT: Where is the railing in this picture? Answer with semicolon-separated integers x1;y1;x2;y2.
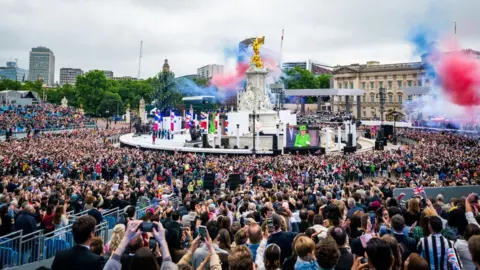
0;123;97;136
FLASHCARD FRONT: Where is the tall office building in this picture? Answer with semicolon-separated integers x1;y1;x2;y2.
0;61;28;82
197;64;224;79
59;68;83;85
28;46;55;86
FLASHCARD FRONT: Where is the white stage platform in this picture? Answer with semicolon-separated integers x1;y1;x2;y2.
119;133;274;155
120;133;377;155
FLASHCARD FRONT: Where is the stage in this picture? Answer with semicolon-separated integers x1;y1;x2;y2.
119;133;276;155
119;132;377;155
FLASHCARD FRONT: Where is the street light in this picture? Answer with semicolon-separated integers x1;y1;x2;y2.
392;109;398;145
105;110;110;129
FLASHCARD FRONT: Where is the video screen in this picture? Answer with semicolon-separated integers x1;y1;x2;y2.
285;125;320;148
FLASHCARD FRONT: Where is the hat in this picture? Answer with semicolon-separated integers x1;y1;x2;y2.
369;201;381;210
299;125;307;131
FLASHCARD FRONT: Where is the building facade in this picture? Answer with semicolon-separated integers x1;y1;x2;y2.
282;60;333;75
59;68;83;85
103;70;114;79
28;46;55;86
332;61;431;120
0;61;28;82
112;76;138;81
197;64;224;79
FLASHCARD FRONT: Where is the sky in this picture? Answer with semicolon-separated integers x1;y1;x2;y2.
1;0;480;82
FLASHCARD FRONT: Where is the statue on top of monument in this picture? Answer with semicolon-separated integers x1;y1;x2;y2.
250;36;265;68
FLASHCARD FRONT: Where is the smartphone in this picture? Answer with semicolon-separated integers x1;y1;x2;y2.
198;225;207;238
140;222;157;233
149;237;156;251
267;218;274;233
360;257;367;264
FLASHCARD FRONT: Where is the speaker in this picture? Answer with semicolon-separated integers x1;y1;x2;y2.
381;125;393;138
365;128;371;139
234;145;238;149
204;173;215;191
343;146;356;154
202;134;211;148
375;141;384;150
347;134;353;147
272;135;278;150
229;174;241;190
244;146;249;149
319;147;326;155
273;149;282;156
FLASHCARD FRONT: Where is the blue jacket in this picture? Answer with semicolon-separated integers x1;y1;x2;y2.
248;243;260;261
294;257;320;270
15;211;38;236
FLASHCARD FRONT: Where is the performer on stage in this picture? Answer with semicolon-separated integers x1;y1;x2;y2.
294;125;311;147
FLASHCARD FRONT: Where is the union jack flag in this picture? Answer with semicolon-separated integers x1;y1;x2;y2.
413;186;424;195
225;114;229;135
200;112;208;130
170;111;175;131
185;112;191;130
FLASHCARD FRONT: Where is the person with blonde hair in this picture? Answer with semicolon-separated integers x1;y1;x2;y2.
104;224;125;256
294;235;319;270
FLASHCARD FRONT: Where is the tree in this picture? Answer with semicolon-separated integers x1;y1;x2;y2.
0;79;22;91
76;70;109;113
149;71;182;111
22;80;44;92
97;91;124;117
281;67;331;103
116;79;153;109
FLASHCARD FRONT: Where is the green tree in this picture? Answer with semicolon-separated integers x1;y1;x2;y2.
22;80;44;92
281;67;331;103
116;79;153;110
97;91;124;117
76;70;110;113
0;79;22;90
149;71;182;110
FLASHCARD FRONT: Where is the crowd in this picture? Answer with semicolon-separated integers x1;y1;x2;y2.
0;104;94;134
1;125;480;269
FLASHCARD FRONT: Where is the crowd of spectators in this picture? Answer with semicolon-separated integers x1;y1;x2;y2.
1;125;480;269
0;104;94;134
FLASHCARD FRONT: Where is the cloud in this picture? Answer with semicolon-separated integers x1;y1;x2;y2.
0;0;479;82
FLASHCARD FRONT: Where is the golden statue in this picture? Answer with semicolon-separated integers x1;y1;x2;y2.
251;36;265;68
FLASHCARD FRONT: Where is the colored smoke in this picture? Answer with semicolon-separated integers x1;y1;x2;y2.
438;50;480;106
404;24;480;123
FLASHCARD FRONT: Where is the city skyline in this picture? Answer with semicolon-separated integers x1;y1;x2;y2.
1;0;479;81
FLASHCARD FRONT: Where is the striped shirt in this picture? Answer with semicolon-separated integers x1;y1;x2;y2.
418;233;462;270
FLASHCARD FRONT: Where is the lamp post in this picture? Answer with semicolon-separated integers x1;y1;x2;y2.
392;109;398;145
377;87;386;145
105;110;110;129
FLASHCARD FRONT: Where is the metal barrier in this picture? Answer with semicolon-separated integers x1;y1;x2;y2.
0;231;22;268
18;230;44;265
0;205;143;267
136;205;151;219
103;207;120;229
94;222;110;244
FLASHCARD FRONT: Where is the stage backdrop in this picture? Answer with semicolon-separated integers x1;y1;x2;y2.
226;112;250;136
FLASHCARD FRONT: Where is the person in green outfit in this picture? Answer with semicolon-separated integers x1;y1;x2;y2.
294;125;311;147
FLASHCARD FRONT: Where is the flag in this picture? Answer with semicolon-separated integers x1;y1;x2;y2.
413;186;424;195
170;111;175;131
215;111;219;130
153;111;160;131
185;112;191;130
200;112;208;130
225;114;229;135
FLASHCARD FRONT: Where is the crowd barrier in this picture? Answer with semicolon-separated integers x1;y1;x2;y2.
393;186;480;201
0;205;144;268
0;123;97;136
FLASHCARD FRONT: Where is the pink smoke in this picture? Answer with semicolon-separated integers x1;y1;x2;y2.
438;50;480;106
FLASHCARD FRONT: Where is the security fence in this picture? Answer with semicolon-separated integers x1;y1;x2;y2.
0;205;144;268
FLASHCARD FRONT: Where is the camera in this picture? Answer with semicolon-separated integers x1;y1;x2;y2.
148;237;157;251
139;222;158;233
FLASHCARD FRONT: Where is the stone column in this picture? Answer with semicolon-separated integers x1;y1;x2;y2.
345;96;351;115
139;98;146;123
344;121;350;142
326;129;331;150
276;124;280;150
351;122;357;147
357;95;362;120
236;124;240;148
217;123;222;148
125;108;131;124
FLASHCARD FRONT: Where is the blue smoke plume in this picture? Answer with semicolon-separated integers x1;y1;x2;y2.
176;78;224;100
